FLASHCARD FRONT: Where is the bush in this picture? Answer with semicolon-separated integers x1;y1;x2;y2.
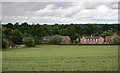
34;37;41;45
49;35;63;45
23;37;36;47
2;38;7;49
112;36;120;45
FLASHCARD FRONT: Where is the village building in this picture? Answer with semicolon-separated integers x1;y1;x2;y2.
80;36;104;44
6;41;15;48
6;41;25;48
42;36;52;43
105;33;118;44
62;36;71;44
42;36;71;44
14;45;25;48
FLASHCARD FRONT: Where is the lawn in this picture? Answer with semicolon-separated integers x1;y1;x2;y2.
2;45;118;71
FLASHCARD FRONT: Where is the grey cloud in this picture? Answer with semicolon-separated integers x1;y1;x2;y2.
83;2;118;9
109;2;118;9
2;2;73;16
2;2;45;16
2;2;118;24
2;0;120;2
0;2;2;21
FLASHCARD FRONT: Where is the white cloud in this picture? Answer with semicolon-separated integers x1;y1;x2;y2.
92;5;118;20
35;3;83;17
0;2;1;21
110;3;118;9
35;4;61;17
35;3;118;23
2;0;119;2
2;2;118;24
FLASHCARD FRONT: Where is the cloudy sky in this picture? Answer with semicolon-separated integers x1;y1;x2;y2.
1;0;119;24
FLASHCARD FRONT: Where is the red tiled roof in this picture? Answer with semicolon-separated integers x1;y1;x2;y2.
63;36;71;40
105;36;113;39
105;33;118;39
112;33;117;36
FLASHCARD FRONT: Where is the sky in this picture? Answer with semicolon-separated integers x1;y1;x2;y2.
1;0;120;24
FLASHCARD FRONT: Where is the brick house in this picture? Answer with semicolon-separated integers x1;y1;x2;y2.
105;33;118;44
62;36;71;44
6;41;25;48
42;36;52;43
42;36;71;44
6;41;15;48
80;36;104;44
14;45;25;48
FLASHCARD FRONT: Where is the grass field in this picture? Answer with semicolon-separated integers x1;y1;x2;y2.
2;45;118;71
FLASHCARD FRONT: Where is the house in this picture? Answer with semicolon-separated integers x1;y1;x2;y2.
14;45;25;48
42;36;51;43
62;36;71;44
6;41;25;48
104;36;113;44
6;41;15;48
80;36;104;44
105;33;118;44
42;36;71;44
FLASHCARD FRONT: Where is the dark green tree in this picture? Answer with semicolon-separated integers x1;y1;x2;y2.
2;28;12;40
11;29;23;44
101;30;114;36
67;25;77;42
2;38;7;49
23;37;36;47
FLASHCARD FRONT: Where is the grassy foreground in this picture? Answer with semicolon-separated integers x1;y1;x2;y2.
2;45;118;71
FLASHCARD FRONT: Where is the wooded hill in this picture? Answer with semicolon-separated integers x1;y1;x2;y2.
2;22;120;46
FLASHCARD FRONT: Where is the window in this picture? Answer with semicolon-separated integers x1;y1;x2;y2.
90;39;92;41
96;39;98;42
84;40;86;42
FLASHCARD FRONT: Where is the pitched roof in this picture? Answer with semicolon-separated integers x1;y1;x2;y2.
112;33;118;36
84;36;102;39
42;36;52;42
105;36;113;39
62;36;71;40
105;33;118;39
42;36;52;39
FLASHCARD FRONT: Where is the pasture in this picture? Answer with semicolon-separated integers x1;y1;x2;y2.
2;45;118;71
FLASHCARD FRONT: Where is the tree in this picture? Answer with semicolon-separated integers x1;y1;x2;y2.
14;22;19;25
14;22;19;28
101;30;114;36
34;36;41;45
2;23;120;45
53;25;59;35
21;22;28;26
2;38;7;49
49;35;63;45
11;29;23;44
67;25;77;42
2;28;12;40
6;23;13;29
112;36;120;45
23;37;36;47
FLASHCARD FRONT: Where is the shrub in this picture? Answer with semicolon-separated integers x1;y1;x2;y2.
23;37;36;47
34;37;41;45
49;35;63;45
112;36;120;45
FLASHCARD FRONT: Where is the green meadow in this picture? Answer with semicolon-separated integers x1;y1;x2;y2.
2;45;118;71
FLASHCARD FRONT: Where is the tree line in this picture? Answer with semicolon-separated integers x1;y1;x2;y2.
2;22;120;48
